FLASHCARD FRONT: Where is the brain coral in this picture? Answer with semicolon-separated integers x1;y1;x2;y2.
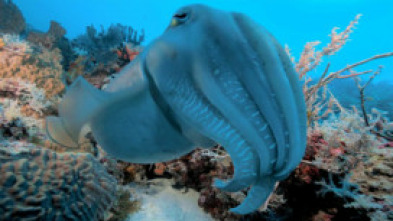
0;145;117;221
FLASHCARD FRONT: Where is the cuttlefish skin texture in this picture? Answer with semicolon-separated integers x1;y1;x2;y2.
46;4;307;214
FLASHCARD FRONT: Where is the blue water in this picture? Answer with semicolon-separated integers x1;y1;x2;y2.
13;0;393;83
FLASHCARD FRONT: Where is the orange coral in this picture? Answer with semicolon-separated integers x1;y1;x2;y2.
0;37;4;49
154;163;167;176
0;37;65;98
116;44;141;62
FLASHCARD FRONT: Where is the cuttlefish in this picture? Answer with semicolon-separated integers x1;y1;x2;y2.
46;4;307;214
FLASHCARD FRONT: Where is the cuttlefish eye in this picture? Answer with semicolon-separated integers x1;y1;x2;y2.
170;10;190;27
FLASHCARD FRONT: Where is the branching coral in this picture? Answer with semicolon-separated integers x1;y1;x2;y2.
329;78;393;121
0;144;117;220
287;14;393;125
296;108;393;220
309;109;381;173
70;24;144;76
293;14;362;78
73;24;144;53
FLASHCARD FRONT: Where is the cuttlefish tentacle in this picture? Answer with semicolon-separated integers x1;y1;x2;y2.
233;14;304;178
268;36;308;179
230;176;276;214
160;75;259;192
192;38;278;191
230;13;287;177
192;53;281;206
209;29;280;172
193;70;262;191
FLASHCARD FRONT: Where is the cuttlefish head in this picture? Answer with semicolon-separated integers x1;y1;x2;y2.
46;4;307;214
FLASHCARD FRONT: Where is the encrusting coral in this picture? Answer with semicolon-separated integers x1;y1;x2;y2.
0;144;117;221
348;145;393;220
0;78;55;118
0;34;65;98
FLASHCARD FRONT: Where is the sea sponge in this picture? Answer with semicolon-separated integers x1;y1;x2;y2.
0;144;117;220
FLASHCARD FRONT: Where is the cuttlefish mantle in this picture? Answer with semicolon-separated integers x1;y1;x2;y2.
46;4;307;214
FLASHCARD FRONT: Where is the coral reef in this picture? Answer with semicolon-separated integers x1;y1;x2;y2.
107;186;141;221
286;14;393;126
280;14;393;219
127;147;285;221
0;117;29;141
0;0;26;34
329;78;393;120
281;108;392;221
27;20;76;71
69;24;144;79
349;147;393;220
0;34;65;98
0;90;48;146
0;144;117;220
0;1;392;220
0;78;56;118
72;24;144;53
27;20;66;49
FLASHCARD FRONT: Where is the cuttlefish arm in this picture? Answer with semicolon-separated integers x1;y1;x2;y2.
46;57;147;148
144;5;307;214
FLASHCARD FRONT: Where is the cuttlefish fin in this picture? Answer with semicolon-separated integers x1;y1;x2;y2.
46;76;108;148
46;116;79;148
46;57;148;148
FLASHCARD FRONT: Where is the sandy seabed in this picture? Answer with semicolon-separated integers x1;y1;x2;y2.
127;179;214;221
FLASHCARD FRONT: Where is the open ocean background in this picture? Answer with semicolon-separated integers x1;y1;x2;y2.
13;0;393;82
